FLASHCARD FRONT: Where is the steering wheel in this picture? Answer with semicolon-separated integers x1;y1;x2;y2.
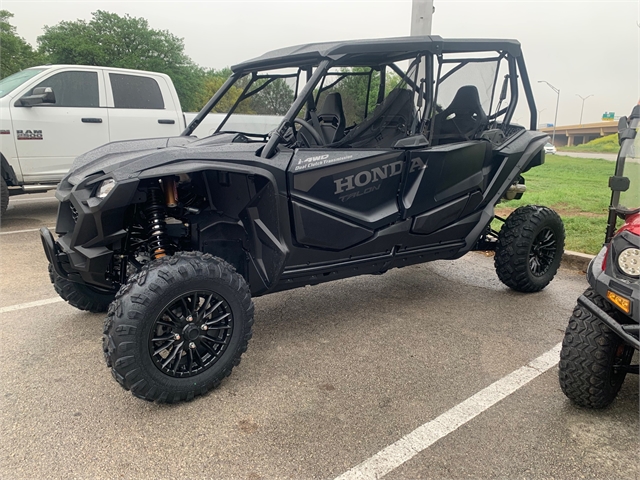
293;118;324;146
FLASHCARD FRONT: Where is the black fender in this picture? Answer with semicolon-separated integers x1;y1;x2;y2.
140;162;290;296
460;130;549;252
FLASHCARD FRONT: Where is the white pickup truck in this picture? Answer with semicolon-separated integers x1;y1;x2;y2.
0;65;184;214
0;64;283;215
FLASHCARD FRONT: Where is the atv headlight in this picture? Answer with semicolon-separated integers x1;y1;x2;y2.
617;248;640;277
96;179;116;199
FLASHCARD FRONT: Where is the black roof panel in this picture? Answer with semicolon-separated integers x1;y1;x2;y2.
232;36;522;72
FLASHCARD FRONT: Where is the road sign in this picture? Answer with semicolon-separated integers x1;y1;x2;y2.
602;112;615;121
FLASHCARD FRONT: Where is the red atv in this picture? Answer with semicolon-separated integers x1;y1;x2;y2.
559;104;639;408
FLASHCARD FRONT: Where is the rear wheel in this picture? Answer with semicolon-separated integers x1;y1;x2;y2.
1;177;8;217
48;264;116;313
103;251;254;403
495;205;564;292
559;288;634;408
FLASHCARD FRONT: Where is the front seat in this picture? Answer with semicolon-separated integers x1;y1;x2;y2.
331;88;416;148
318;92;346;144
431;85;488;146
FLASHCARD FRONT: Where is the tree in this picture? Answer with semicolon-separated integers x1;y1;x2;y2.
0;10;44;78
192;68;247;113
250;78;295;116
37;11;204;111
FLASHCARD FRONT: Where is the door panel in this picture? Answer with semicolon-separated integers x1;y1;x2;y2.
291;201;373;250
288;149;405;234
411;194;469;235
402;141;490;219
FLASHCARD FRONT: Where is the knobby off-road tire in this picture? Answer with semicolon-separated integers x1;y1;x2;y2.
559;288;634;408
495;205;565;292
48;264;115;313
1;177;8;217
103;251;254;403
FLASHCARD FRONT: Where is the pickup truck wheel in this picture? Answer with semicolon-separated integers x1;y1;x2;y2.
494;205;564;292
1;177;8;216
558;288;634;408
102;251;254;403
48;264;116;313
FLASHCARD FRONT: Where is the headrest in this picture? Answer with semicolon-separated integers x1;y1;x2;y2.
320;92;344;117
445;85;483;113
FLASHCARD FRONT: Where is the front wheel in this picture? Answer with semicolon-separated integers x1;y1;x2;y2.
494;205;565;292
48;264;116;312
559;288;634;408
102;251;254;403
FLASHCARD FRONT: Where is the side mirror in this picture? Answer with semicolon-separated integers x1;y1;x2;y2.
16;87;56;107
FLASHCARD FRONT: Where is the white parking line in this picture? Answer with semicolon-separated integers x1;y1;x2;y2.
9;197;57;203
0;226;55;235
335;343;562;480
0;297;63;314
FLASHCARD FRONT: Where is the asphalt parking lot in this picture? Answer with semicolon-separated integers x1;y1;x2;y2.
1;193;638;479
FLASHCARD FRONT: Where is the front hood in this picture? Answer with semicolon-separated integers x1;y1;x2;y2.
63;134;261;186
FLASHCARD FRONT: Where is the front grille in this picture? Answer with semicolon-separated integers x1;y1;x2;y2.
70;204;79;223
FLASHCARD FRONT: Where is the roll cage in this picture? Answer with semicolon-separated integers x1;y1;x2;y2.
183;36;538;158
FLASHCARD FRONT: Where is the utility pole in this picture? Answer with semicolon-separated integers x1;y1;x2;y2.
576;94;593;125
411;0;434;36
411;0;434;131
538;80;560;145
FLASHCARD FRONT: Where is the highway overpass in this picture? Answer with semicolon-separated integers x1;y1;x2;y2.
539;121;618;146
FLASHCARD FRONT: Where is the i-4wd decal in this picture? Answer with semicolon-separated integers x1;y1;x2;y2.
17;130;43;140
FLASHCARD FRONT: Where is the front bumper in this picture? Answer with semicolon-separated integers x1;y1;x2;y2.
40;227;115;288
577;294;639;350
40;177;140;289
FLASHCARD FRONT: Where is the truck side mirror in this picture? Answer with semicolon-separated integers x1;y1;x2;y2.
16;87;56;107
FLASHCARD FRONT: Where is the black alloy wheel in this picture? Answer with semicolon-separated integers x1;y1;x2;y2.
495;205;565;292
103;251;254;403
529;227;557;277
150;291;234;377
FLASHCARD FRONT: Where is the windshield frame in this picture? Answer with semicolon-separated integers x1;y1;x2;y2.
182;61;331;139
612;131;640;216
0;68;47;99
605;107;640;243
214;69;301;136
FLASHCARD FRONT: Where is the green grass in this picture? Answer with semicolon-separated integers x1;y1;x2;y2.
495;154;615;254
558;133;619;153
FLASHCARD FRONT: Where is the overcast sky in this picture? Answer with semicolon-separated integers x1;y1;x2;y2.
4;0;639;126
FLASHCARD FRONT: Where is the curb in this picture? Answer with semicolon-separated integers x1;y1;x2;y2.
561;250;595;272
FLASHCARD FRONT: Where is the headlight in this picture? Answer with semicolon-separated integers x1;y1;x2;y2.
617;248;640;277
96;179;116;199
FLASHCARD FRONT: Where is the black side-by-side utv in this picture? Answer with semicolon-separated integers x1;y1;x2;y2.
41;36;565;402
559;104;639;408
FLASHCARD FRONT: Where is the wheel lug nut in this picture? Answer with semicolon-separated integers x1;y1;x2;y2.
189;342;196;349
201;324;208;331
174;334;181;340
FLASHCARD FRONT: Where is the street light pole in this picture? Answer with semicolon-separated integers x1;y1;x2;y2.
576;94;593;125
538;80;560;145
